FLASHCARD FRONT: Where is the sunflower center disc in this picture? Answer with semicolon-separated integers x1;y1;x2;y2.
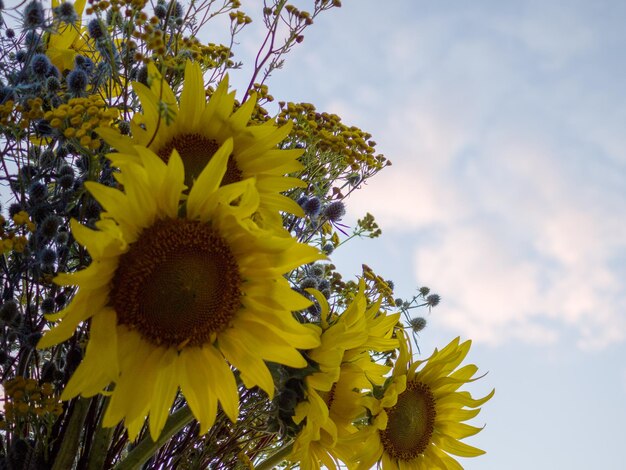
157;133;243;188
111;218;242;348
380;381;437;461
324;383;337;409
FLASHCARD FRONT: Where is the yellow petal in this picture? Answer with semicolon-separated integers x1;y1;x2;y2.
178;347;218;434
186;138;233;219
148;348;180;440
218;330;275;398
201;345;239;423
179;61;205;129
434;433;486;457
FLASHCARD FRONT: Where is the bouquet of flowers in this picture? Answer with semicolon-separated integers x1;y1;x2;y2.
0;1;493;468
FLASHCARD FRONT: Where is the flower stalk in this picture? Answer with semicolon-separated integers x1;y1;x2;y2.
115;406;194;470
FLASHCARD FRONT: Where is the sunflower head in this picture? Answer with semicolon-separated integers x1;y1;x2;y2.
97;60;306;225
356;332;494;469
38;141;323;441
288;282;402;469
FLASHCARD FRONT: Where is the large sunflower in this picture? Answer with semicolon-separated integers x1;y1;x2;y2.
289;284;401;470
37;140;323;441
97;60;305;227
355;333;494;469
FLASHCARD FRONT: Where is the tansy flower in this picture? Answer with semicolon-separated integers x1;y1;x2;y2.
97;60;305;228
37;141;323;441
355;333;494;469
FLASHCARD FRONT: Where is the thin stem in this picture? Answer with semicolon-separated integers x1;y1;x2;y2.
242;0;287;102
87;396;114;470
255;442;294;470
51;397;91;470
114;405;194;470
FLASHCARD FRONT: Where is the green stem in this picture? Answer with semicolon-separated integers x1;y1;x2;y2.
52;397;91;470
255;443;294;470
87;396;114;470
114;406;194;470
87;425;114;470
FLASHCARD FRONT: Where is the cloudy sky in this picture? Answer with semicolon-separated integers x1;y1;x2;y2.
228;1;626;468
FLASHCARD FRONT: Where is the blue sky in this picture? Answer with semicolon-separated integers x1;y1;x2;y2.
228;1;626;468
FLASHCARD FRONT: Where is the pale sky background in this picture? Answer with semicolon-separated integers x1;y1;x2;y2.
228;1;626;469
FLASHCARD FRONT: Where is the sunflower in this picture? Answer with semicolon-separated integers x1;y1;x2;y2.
289;284;401;470
355;333;495;470
37;140;323;441
97;60;305;227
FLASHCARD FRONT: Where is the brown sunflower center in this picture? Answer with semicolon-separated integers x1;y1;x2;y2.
156;133;243;188
325;383;337;409
380;380;437;461
110;218;242;348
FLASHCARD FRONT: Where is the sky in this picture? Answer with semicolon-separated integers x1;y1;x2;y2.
226;1;626;468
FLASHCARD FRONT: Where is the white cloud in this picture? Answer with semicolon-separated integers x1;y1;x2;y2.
411;213;626;350
328;3;626;351
260;0;626;352
490;0;597;69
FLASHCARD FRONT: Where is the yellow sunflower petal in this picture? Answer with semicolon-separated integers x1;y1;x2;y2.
132;82;162;131
201;345;239;423
437;421;484;440
434;433;486;457
179;61;204;129
38;288;107;347
60;309;118;399
148;348;180;440
53;258;116;290
229;92;257;129
177;347;218;435
230;323;310;368
70;218;127;259
218;330;275;397
427;446;464;470
186;138;233;219
145;62;177;107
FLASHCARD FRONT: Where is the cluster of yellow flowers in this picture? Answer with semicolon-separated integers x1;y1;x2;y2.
86;0;147;16
0;212;35;254
1;377;63;429
278;101;389;169
277;101;390;201
229;10;253;26
44;95;118;149
0;98;45;131
331;263;397;310
0;100;14;127
159;37;236;71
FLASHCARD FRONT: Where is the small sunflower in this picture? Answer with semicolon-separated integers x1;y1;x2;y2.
97;60;305;227
355;333;495;469
37;140;323;441
289;284;401;470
